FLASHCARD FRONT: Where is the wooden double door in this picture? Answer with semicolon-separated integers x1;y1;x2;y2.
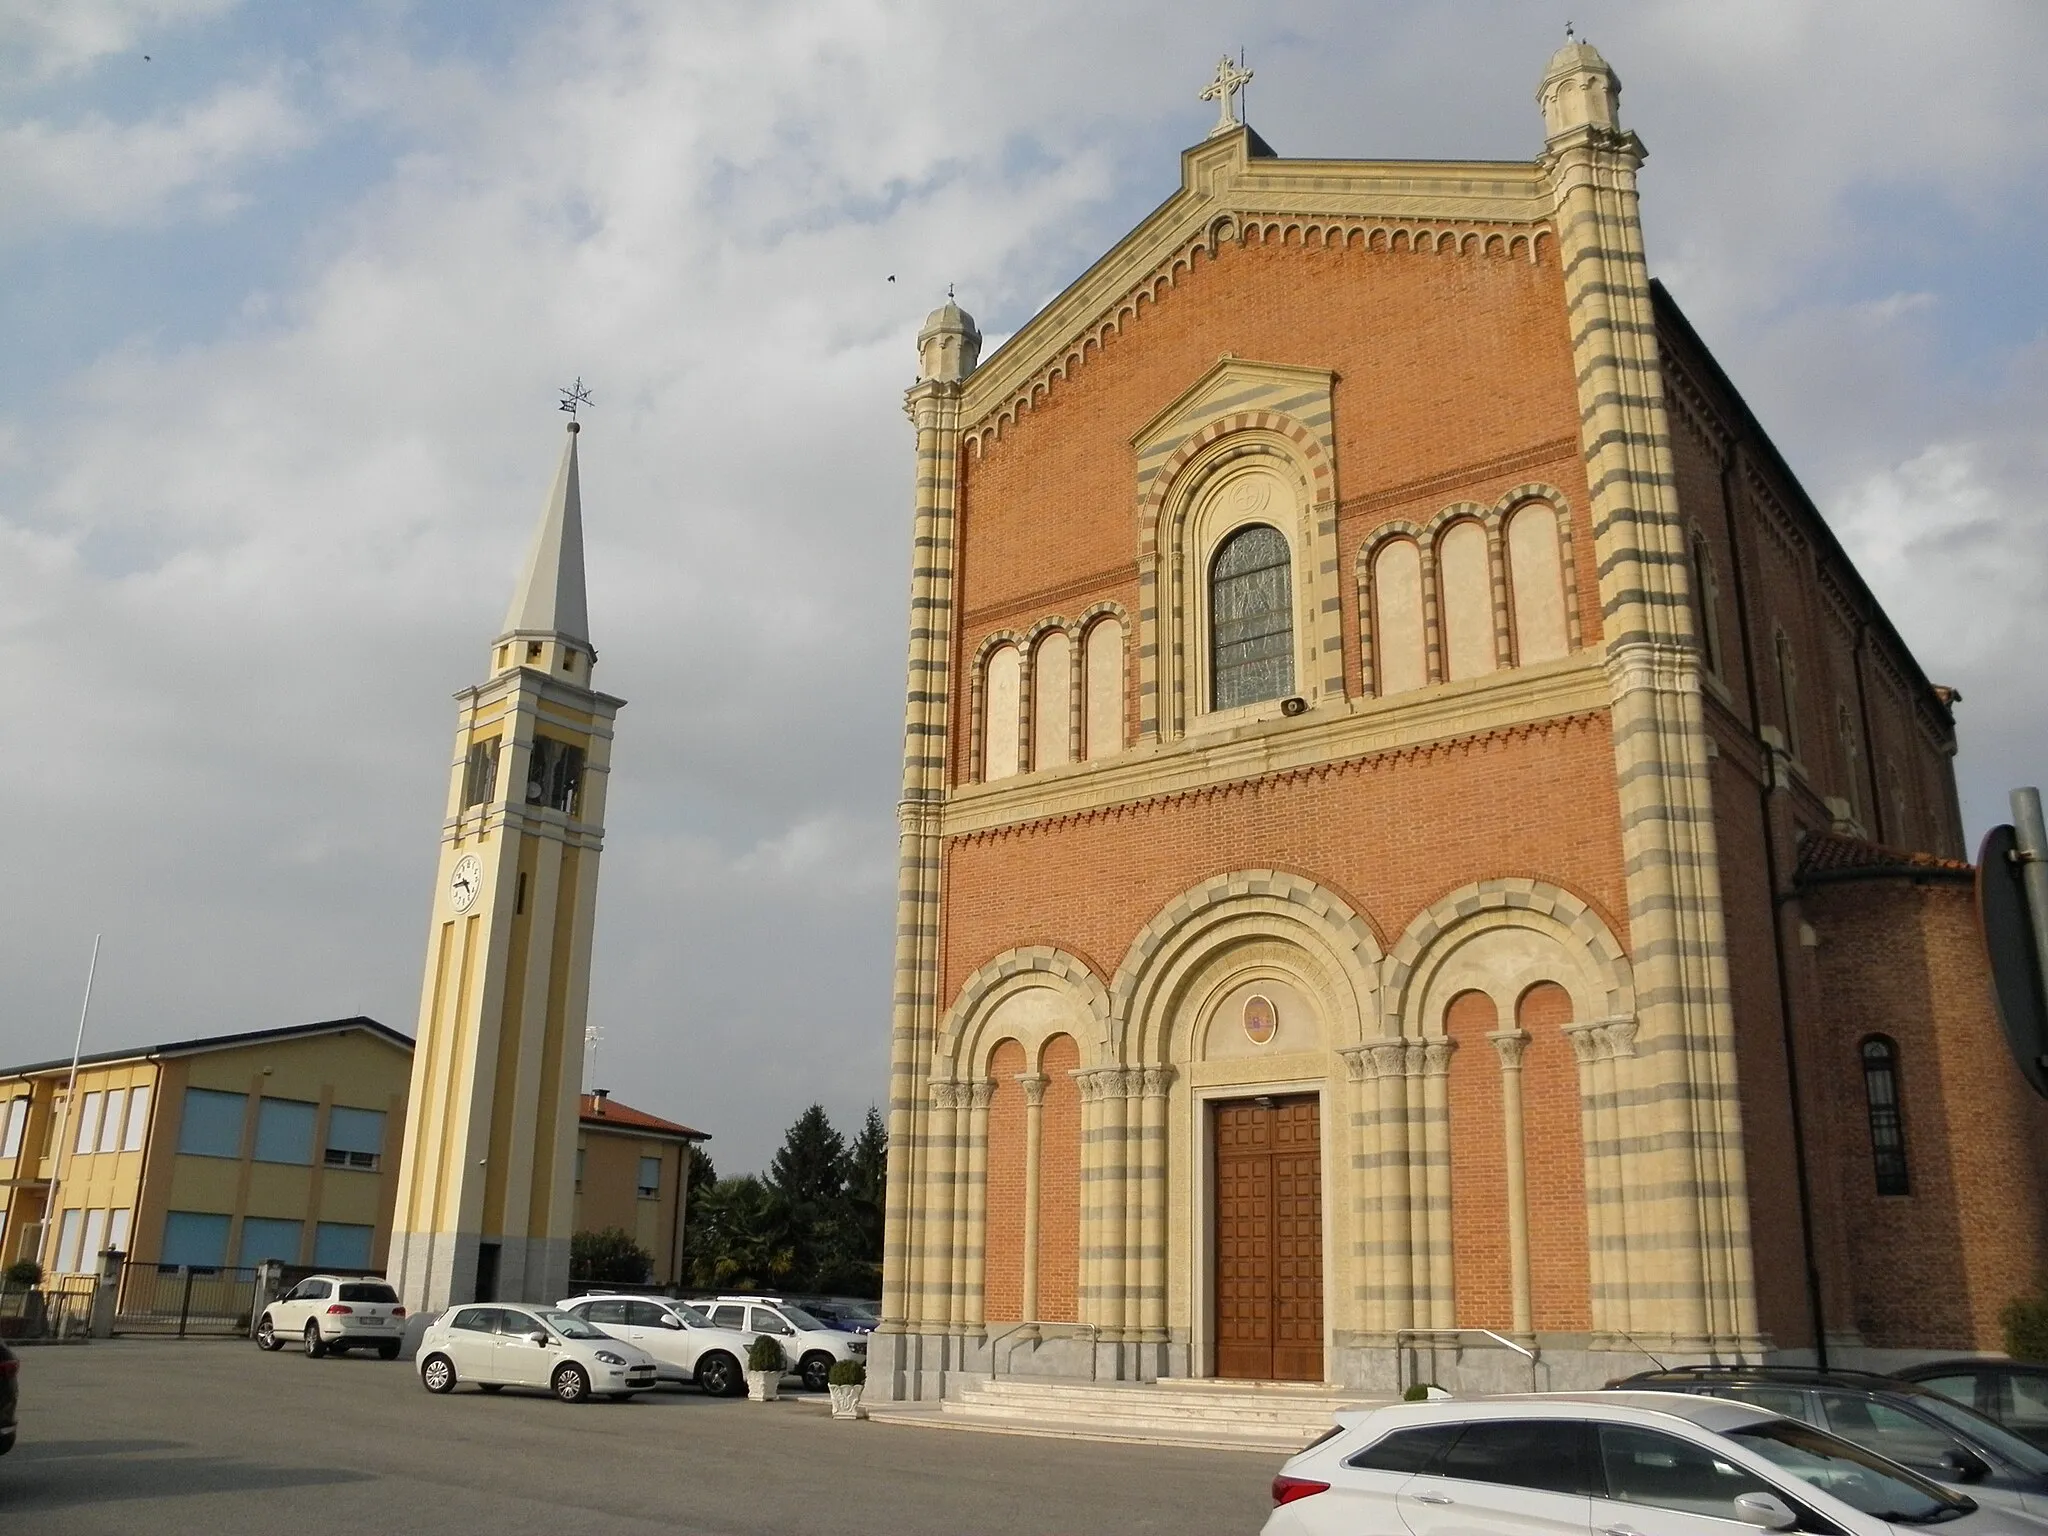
1212;1094;1324;1381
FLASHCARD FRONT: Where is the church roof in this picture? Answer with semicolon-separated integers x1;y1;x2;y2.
500;422;591;647
1795;829;1973;886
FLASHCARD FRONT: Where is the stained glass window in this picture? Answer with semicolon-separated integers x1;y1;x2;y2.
1210;524;1293;711
1861;1036;1909;1196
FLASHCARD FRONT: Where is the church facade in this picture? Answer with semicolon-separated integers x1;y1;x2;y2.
875;42;2048;1397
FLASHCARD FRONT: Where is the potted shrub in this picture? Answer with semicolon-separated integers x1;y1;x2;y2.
746;1335;786;1401
827;1357;866;1420
2;1260;44;1339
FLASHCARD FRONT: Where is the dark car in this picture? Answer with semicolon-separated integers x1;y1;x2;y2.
1897;1360;2048;1452
1;1339;16;1456
789;1297;878;1334
1610;1366;2048;1513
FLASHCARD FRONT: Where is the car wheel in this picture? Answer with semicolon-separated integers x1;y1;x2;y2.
478;1383;504;1394
696;1350;742;1398
377;1342;400;1361
303;1322;327;1358
800;1352;834;1393
256;1315;282;1351
552;1363;591;1404
420;1353;457;1393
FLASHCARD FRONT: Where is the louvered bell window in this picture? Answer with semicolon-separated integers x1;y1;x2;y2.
1210;524;1294;711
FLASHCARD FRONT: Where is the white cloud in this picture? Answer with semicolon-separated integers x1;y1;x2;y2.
0;0;244;82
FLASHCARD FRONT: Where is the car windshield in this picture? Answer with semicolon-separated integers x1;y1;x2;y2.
535;1310;607;1341
1729;1420;1974;1524
670;1304;714;1327
1914;1395;2048;1475
777;1305;828;1331
338;1283;398;1304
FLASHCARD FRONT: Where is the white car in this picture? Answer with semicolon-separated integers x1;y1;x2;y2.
697;1295;865;1392
1266;1391;2048;1536
415;1303;658;1403
256;1275;406;1359
554;1295;757;1397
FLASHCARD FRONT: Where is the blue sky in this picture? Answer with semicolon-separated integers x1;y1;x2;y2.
4;0;2045;1173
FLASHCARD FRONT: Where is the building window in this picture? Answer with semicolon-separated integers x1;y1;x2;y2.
464;737;501;808
324;1106;385;1171
982;642;1021;780
637;1155;661;1199
1082;616;1124;759
122;1085;151;1152
1;1096;26;1159
1690;532;1723;676
160;1210;231;1268
1775;629;1801;757
1506;502;1570;664
74;1090;104;1155
526;736;585;815
176;1088;246;1159
253;1098;316;1165
1861;1036;1909;1196
1371;538;1427;696
108;1208;132;1255
1209;523;1294;710
1031;629;1071;771
238;1217;303;1267
1437;518;1495;681
313;1222;373;1269
54;1209;85;1273
96;1088;127;1154
575;1146;586;1191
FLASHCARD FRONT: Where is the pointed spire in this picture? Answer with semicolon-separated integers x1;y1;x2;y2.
500;422;591;649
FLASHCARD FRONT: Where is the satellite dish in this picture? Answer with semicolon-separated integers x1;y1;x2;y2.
1978;821;2048;1099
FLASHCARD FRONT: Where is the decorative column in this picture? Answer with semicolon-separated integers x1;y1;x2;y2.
880;299;979;1397
1490;1029;1533;1338
1418;1039;1456;1329
1567;1016;1641;1341
926;1079;962;1335
1540;39;1757;1353
1342;1040;1415;1338
1097;1071;1131;1341
963;1079;994;1336
1137;1068;1174;1350
1016;1072;1048;1321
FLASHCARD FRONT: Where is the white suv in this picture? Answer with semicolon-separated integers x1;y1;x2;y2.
554;1295;757;1397
256;1275;406;1358
1266;1391;2034;1536
697;1296;864;1392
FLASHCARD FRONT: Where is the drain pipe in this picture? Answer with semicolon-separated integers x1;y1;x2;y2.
1717;448;1830;1371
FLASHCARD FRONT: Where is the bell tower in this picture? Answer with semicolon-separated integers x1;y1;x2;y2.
390;420;625;1311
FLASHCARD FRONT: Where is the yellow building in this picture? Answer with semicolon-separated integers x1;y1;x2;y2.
573;1090;707;1287
0;1017;411;1277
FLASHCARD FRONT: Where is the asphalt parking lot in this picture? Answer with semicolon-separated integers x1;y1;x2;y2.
0;1339;1275;1534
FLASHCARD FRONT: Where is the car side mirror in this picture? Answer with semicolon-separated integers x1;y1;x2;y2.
525;1329;550;1347
1733;1492;1800;1530
1937;1449;1990;1483
660;1316;683;1330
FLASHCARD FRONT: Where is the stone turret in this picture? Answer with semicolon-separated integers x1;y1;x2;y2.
917;297;981;384
1537;37;1623;139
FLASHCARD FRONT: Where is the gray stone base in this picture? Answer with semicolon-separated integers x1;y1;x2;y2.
872;1329;1180;1403
388;1229;570;1315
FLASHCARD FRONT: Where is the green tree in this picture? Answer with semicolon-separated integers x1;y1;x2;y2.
683;1175;796;1291
768;1104;848;1208
571;1227;653;1284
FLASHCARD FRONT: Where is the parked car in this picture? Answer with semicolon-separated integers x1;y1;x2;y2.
554;1294;755;1396
793;1296;879;1334
1265;1390;2029;1536
416;1303;658;1402
256;1275;407;1359
1610;1365;2048;1513
1898;1362;2048;1452
0;1340;16;1457
695;1295;864;1391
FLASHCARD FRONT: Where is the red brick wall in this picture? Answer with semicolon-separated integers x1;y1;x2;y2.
983;1039;1028;1323
1517;981;1591;1331
1446;989;1509;1328
1037;1034;1082;1323
1801;876;2048;1350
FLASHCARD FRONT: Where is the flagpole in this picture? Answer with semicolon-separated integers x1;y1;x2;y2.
37;934;101;1275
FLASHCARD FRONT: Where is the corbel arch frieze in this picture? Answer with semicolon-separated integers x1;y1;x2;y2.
1381;878;1634;1038
1109;870;1384;1064
936;945;1114;1073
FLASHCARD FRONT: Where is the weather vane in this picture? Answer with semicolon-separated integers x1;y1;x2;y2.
558;377;594;419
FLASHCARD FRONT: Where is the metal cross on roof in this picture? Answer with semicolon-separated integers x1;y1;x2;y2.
558;377;594;418
1200;54;1253;138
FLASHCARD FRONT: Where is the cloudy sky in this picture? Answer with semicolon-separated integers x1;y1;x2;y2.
4;0;2044;1174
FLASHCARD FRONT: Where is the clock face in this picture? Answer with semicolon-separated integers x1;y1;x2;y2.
449;854;483;914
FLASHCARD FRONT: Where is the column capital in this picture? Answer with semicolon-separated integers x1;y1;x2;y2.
929;1078;967;1110
1488;1029;1532;1070
1420;1037;1456;1077
1014;1071;1049;1106
1140;1065;1177;1098
969;1079;997;1110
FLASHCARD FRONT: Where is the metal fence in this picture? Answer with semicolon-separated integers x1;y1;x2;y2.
0;1275;97;1342
114;1262;259;1337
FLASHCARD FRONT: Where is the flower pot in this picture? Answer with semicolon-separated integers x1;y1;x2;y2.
746;1369;780;1402
829;1382;864;1420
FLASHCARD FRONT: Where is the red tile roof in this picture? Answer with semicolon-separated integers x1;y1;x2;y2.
579;1093;708;1139
1795;829;1973;885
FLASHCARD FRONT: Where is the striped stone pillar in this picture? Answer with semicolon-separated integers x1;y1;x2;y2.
1539;42;1758;1353
926;1079;961;1333
1137;1068;1173;1347
962;1080;993;1334
1489;1029;1533;1338
1017;1072;1048;1321
1418;1039;1456;1330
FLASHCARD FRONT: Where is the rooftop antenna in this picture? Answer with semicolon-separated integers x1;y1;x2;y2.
1565;20;1577;41
583;1022;603;1094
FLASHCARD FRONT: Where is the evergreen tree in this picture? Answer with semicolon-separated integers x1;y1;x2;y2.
768;1104;848;1207
847;1105;887;1258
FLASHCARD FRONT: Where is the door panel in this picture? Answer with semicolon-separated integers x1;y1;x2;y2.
1213;1095;1323;1381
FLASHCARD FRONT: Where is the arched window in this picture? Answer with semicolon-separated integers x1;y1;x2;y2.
1860;1036;1909;1196
1032;629;1071;771
1774;629;1800;757
983;643;1021;781
1506;503;1569;665
1371;538;1426;696
1082;616;1123;759
1438;519;1495;681
1690;532;1723;676
1209;524;1293;710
